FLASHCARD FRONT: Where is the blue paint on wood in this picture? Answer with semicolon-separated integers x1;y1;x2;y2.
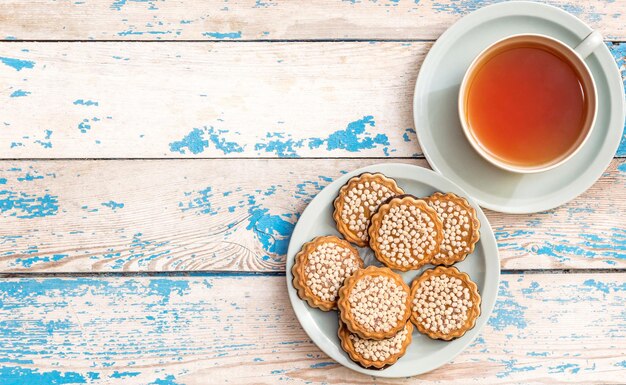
402;127;416;142
117;30;171;36
487;281;528;331
147;279;190;303
34;129;53;149
179;187;217;215
111;0;157;11
0;57;34;71
431;0;584;17
607;42;625;156
78;117;100;133
101;200;125;211
9;89;30;98
0;178;6;184
110;371;140;378
548;363;581;374
310;116;389;152
81;205;99;213
170;117;392;157
178;177;331;261
170;127;243;155
17;173;44;182
14;254;67;268
255;116;390;157
310;362;335;369
255;133;304;158
203;31;242;39
494;358;541;378
206;127;244;154
0;358;33;365
242;189;296;257
0;367;100;385
521;281;543;295
254;0;275;8
582;279;626;293
169;128;208;154
149;374;183;385
0;191;58;219
73;99;99;106
119;233;172;268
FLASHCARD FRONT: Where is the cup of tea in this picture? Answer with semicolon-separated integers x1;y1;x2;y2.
458;32;602;173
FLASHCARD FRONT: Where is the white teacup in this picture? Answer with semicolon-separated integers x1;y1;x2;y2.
458;32;602;173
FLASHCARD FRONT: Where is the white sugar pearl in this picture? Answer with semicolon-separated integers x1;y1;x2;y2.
340;179;398;242
349;326;409;362
348;275;407;332
427;198;473;261
304;243;359;301
412;274;474;334
375;202;437;266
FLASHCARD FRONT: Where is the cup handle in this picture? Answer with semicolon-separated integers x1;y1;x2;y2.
574;31;603;59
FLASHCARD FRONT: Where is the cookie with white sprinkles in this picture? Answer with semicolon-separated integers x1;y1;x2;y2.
368;195;443;271
292;235;364;311
410;266;481;340
337;266;411;340
424;192;480;265
333;173;404;247
338;319;413;369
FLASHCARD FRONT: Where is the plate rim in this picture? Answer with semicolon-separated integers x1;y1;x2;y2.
285;162;501;378
412;1;626;214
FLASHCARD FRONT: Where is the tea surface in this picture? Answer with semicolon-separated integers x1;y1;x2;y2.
466;45;587;167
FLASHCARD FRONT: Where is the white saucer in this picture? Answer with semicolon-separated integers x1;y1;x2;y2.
286;163;500;377
413;1;625;213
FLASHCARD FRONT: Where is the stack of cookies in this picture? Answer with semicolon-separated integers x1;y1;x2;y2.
292;173;482;369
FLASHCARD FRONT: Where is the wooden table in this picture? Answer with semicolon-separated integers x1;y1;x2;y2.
0;1;624;384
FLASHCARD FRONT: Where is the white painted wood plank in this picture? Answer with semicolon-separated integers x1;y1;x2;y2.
0;42;425;158
0;273;624;384
1;42;624;158
0;0;625;41
1;158;624;272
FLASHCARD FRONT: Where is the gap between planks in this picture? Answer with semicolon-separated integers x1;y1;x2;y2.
1;268;624;279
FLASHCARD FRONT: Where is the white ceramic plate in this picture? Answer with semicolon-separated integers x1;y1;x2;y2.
286;163;500;377
414;1;625;213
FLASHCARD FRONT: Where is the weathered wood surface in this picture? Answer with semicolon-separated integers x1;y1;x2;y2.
1;1;625;383
1;42;624;159
0;273;624;384
1;159;624;273
0;0;625;41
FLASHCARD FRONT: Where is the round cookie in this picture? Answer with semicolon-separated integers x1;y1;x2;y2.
368;195;443;271
292;235;363;311
337;266;411;340
338;320;413;369
410;266;481;340
333;173;404;247
424;192;480;265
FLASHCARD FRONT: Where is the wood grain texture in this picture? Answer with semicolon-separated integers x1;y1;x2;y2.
0;273;624;384
1;42;624;159
0;0;625;41
1;158;624;273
